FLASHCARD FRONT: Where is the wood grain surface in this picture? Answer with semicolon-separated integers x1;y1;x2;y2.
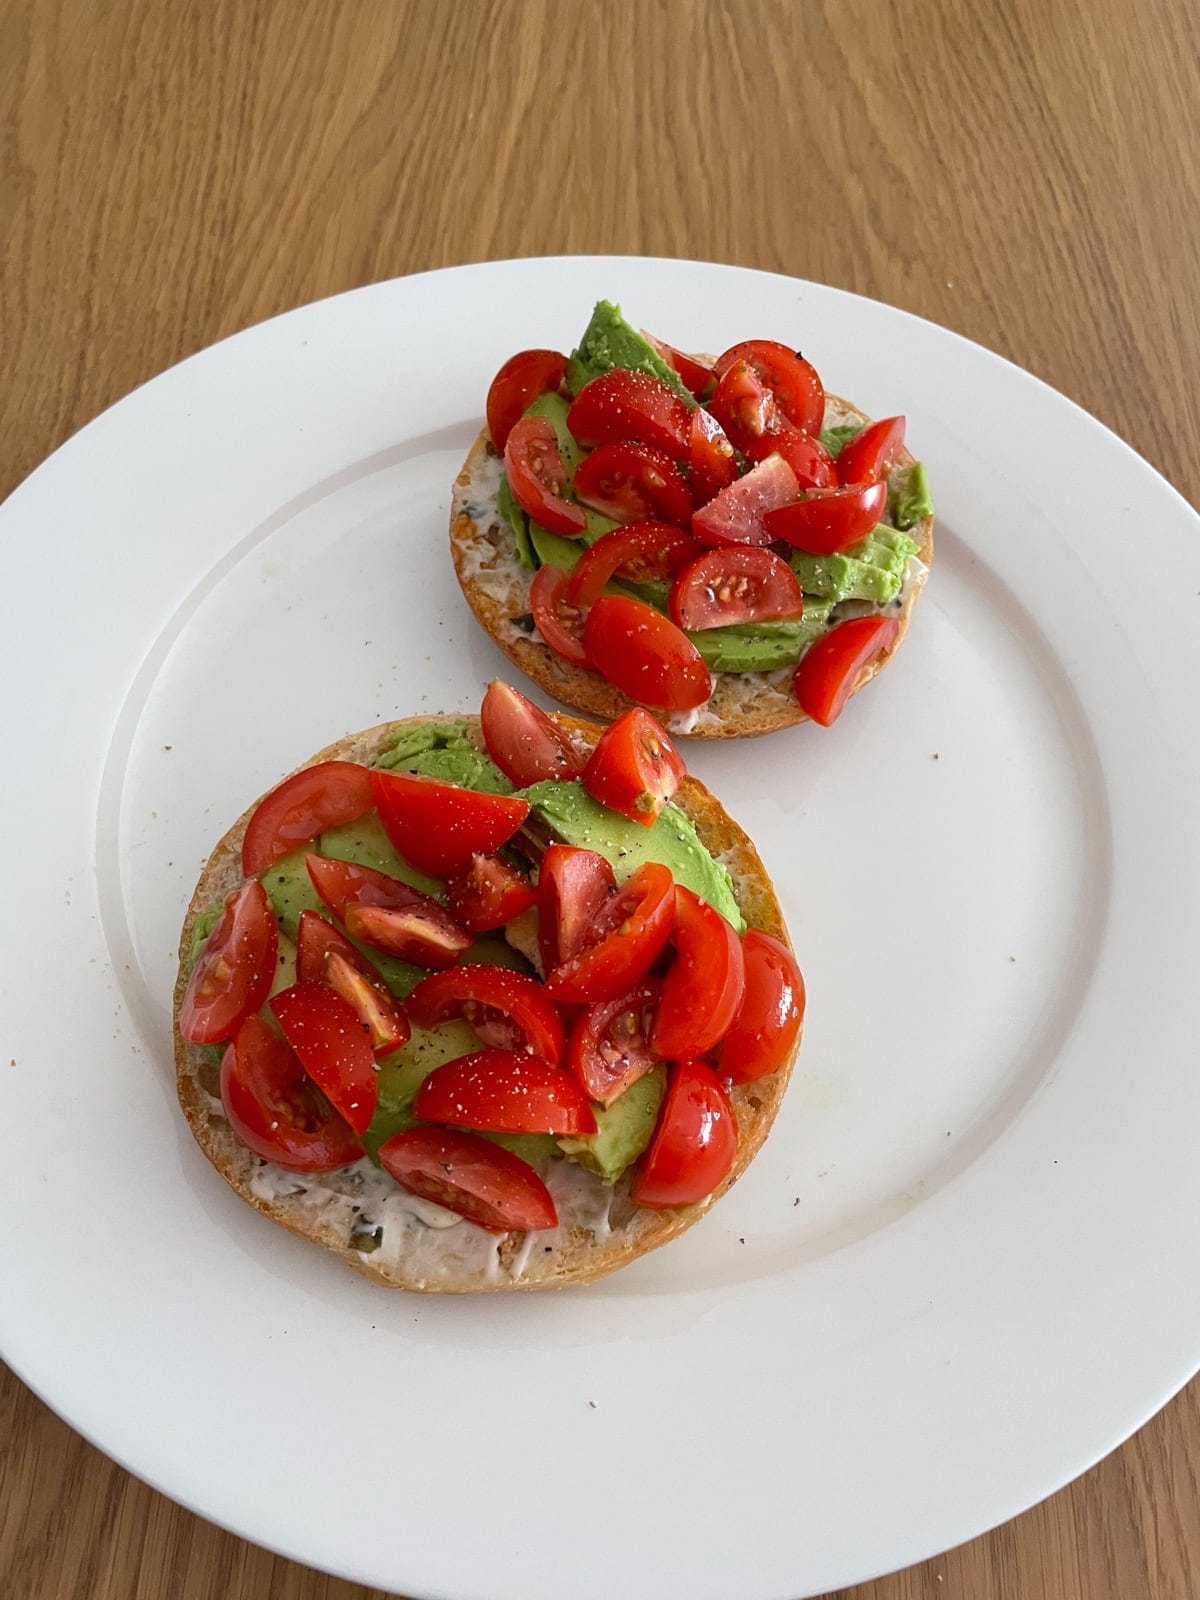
2;1;1198;1596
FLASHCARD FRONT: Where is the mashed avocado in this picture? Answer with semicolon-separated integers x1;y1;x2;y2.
375;719;513;795
566;300;694;405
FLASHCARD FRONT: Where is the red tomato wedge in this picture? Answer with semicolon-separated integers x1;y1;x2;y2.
344;902;471;969
720;929;805;1084
794;614;900;726
370;769;529;877
481;681;584;785
709;360;775;453
504;415;587;536
241;762;374;877
306;852;431;918
295;910;408;1056
653;887;745;1058
545;860;676;1004
583;595;712;711
762;479;888;555
836;415;906;484
573;442;693;527
642;331;716;397
485;349;567;454
691;454;800;547
447;853;537;933
669;547;804;631
714;340;824;437
529;563;589;665
407;966;565;1066
414;1048;597;1136
567;979;661;1106
180;880;279;1044
582;707;686;826
537;844;617;974
565;522;700;611
688;407;739;506
747;425;838;490
269;981;379;1135
630;1058;738;1208
221;1014;364;1171
377;1126;556;1233
566;369;691;460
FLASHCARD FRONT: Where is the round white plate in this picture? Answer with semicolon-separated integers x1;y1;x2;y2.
3;258;1199;1600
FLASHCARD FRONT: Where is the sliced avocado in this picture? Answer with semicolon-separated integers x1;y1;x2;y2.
480;1131;562;1166
565;300;695;406
497;470;535;570
520;780;744;933
267;934;298;1000
462;936;533;974
688;602;834;672
558;1066;666;1183
184;904;223;973
362;1018;480;1160
789;526;919;604
889;461;934;530
375;718;513;796
819;421;862;458
319;813;445;901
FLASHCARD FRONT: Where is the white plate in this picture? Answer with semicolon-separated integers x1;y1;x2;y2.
3;257;1199;1600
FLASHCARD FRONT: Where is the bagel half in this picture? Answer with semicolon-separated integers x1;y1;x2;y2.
174;713;799;1292
450;395;934;738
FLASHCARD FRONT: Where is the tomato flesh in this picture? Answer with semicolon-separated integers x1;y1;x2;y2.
545;860;676;1004
537;844;616;974
269;981;379;1135
642;331;716;397
241;761;374;878
529;563;589;666
794;614;900;726
344;902;471;969
480;680;583;785
566;522;700;612
306;852;432;920
370;769;529;877
408;965;565;1065
720;929;805;1084
295;910;408;1056
581;707;686;827
568;980;661;1106
630;1058;738;1208
669;547;804;631
653;887;745;1058
486;349;567;454
762;479;888;555
573;442;693;527
504;415;587;535
566;368;691;460
414;1048;597;1136
221;1014;364;1171
709;360;775;452
691;454;800;547
747;425;837;490
688;407;739;506
583;595;712;712
447;852;537;933
714;340;824;437
180;880;279;1044
378;1126;557;1233
835;415;906;484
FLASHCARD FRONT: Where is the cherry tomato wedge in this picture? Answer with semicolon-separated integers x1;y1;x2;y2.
708;360;775;452
583;595;712;712
715;340;824;437
565;522;700;611
269;981;378;1135
485;348;567;454
447;852;537;933
306;852;435;920
794;614;900;726
221;1014;364;1171
529;563;589;666
746;425;838;490
504;415;587;536
545;860;676;1004
836;415;906;484
762;479;888;555
582;707;686;826
414;1048;597;1136
378;1126;556;1232
719;929;805;1084
573;442;693;527
630;1058;738;1208
537;844;617;974
566;369;691;460
480;680;584;785
642;331;716;398
344;902;472;969
691;454;800;547
688;407;739;506
669;547;804;631
652;887;745;1058
370;769;529;878
295;910;408;1056
408;966;565;1066
180;880;279;1044
568;979;661;1106
241;761;374;878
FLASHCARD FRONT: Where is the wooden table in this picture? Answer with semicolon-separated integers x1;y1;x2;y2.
3;2;1198;1595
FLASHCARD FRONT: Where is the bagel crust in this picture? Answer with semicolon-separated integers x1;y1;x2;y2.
450;394;933;738
174;714;800;1292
